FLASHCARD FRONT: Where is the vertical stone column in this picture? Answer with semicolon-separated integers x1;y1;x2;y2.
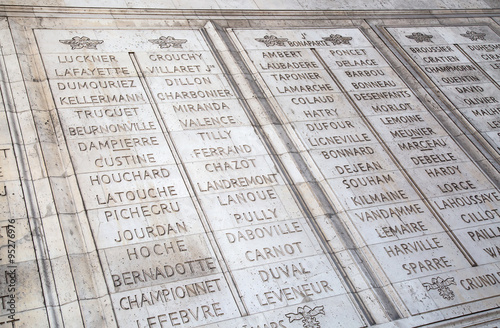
0;20;50;327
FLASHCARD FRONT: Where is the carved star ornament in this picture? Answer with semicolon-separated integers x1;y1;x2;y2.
59;36;104;50
148;36;187;49
255;35;289;47
460;30;486;41
322;34;352;45
405;32;434;43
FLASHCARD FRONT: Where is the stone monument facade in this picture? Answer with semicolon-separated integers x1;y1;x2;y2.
0;1;499;327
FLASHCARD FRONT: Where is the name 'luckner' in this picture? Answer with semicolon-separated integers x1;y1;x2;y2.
197;173;279;192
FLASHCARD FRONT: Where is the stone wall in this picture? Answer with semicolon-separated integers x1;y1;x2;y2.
0;2;499;327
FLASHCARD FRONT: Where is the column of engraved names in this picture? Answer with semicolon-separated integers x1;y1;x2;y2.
319;28;500;308
0;86;48;326
36;30;241;328
136;31;366;325
442;27;500;159
389;27;500;159
234;28;475;314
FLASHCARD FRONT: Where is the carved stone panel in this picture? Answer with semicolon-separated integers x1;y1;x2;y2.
1;8;499;327
34;28;367;328
231;28;500;316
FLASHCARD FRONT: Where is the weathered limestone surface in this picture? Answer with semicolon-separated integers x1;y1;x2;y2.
0;2;499;328
0;0;499;10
